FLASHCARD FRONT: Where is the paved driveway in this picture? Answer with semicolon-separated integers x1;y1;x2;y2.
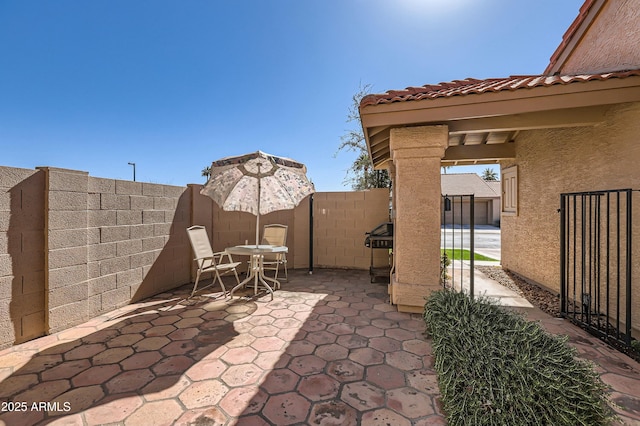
441;225;501;260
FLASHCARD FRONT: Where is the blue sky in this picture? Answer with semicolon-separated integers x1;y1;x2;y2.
0;0;584;190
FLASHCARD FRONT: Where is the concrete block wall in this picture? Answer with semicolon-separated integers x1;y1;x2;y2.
190;186;391;271
42;167;90;334
86;177;192;308
0;167;390;348
313;189;390;270
0;167;45;346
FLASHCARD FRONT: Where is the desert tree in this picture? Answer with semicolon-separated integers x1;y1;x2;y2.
336;83;390;190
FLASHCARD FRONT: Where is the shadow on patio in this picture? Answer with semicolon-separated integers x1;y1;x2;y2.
2;269;639;425
0;269;444;426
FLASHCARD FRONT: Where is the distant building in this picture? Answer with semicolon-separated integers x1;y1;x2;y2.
441;173;500;226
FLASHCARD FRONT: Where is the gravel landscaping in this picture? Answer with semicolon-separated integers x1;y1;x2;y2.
476;265;561;317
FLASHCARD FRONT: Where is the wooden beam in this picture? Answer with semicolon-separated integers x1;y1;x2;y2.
443;143;515;161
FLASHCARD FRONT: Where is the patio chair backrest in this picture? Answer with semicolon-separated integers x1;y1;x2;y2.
187;226;214;265
262;224;287;246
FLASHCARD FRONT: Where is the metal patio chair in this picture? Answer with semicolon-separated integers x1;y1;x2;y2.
187;225;240;298
261;224;288;284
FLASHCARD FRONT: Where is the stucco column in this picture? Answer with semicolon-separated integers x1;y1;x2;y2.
389;125;448;313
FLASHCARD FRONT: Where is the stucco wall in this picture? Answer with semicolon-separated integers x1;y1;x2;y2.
560;0;640;74
501;102;640;332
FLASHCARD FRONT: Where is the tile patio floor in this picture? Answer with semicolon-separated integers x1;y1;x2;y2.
0;269;639;425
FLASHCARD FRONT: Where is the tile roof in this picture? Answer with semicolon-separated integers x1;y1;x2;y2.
360;70;640;107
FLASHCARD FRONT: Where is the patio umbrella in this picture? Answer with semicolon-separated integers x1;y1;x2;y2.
201;151;315;246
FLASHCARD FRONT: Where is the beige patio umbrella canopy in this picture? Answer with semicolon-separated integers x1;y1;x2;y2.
201;151;315;246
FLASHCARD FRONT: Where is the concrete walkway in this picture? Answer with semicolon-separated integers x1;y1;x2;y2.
447;260;532;308
0;269;638;425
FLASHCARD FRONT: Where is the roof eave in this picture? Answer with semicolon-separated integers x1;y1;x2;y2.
362;75;640;168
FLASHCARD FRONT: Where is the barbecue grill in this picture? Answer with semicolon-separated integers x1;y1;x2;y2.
364;222;393;282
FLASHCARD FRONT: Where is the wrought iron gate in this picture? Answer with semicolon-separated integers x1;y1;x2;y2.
559;189;635;350
441;194;475;298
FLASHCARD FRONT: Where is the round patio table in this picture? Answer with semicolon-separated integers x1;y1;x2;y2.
226;244;288;300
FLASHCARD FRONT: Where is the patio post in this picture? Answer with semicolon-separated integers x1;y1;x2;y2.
388;125;448;313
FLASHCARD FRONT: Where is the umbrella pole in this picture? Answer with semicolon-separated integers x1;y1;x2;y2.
256;164;261;247
256;213;260;247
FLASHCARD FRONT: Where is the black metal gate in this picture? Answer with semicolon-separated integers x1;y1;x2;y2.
560;189;635;350
441;194;475;298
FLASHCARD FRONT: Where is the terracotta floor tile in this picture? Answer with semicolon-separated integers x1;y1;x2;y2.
224;332;256;349
0;373;39;398
271;317;300;328
175;406;228;425
249;324;280;338
356;325;385;339
221;346;258;365
93;346;135;365
3;269;637;426
385;328;419;342
150;314;182;326
61;342;105;362
151;355;194;376
174;317;204;328
219;386;268;417
361;408;412;426
0;407;45;426
251;336;286;352
297;374;340;401
105;369;155;394
106;333;144;348
260;368;300;394
341;381;385;410
121;351;162;370
402;339;431;356
387;386;435;418
221;363;263;387
369;336;402;353
124;399;183;426
288;354;326;376
18;354;62;374
185;359;227;381
160;339;197;356
406;369;440;394
141;374;191;401
132;336;170;352
366;364;406;390
234;414;271;425
50;385;104;416
326;359;365;383
13;379;70;403
253;350;287;370
47;413;84;425
143;324;176;337
178;379;228;409
263;392;311;425
286;340;316;356
308;400;358;426
349;347;384;366
336;334;368;349
315;343;349;361
386;351;424;371
71;364;121;387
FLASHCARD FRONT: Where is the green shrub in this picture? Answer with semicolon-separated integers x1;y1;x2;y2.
423;290;615;426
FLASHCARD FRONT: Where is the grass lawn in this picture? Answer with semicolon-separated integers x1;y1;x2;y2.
441;248;497;261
